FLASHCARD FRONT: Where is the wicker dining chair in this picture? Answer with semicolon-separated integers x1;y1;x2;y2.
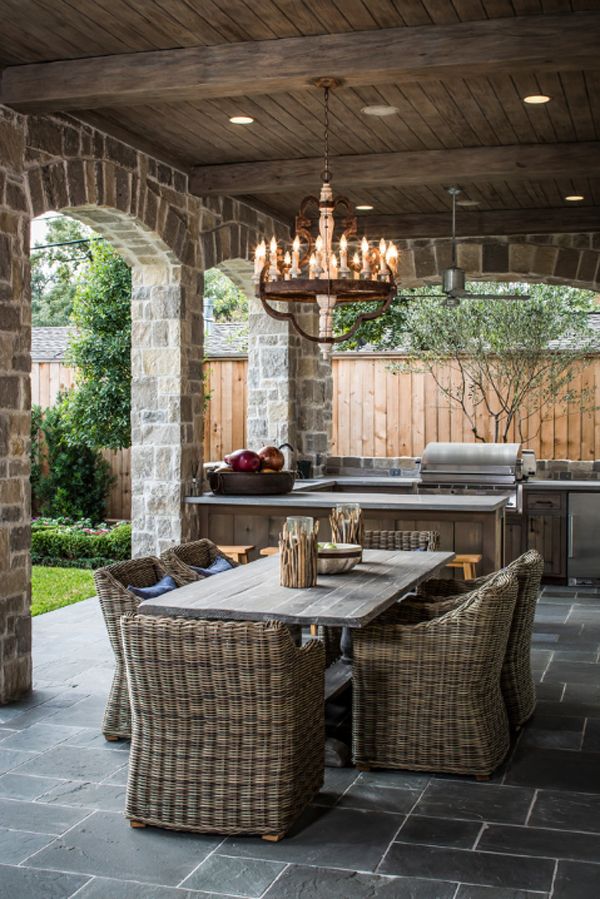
120;614;325;840
160;538;237;582
363;529;440;551
352;570;518;777
417;550;544;727
94;557;188;741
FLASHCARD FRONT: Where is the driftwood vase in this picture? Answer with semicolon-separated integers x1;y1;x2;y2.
279;517;318;588
329;503;364;546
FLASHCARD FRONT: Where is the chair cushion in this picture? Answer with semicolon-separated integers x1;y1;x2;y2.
190;556;234;577
127;575;177;599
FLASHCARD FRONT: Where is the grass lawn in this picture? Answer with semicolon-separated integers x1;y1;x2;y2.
31;566;95;616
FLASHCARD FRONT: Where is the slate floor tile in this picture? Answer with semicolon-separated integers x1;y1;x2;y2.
456;887;549;899
534;682;564;702
0;747;35;774
16;745;125;782
478;822;600;862
38;779;127;812
379;843;554;892
0;864;89;899
357;769;431;791
519;714;584;750
529;789;600;833
75;878;227;898
222;806;403;872
414;781;534;824
0;796;89;834
397;814;481;849
0;826;54;864
553;859;600;898
262;864;456;898
0;722;82;753
0;772;67;800
313;767;358;806
543;661;600;686
183;854;285;897
582;718;600;751
337;783;422;814
28;810;223;885
64;727;131;751
506;747;600;792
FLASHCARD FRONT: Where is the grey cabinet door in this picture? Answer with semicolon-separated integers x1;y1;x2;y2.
568;493;600;580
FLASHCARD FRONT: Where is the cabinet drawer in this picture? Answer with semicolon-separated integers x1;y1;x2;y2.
525;492;565;512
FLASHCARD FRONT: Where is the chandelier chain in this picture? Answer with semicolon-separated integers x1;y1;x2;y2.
323;85;330;183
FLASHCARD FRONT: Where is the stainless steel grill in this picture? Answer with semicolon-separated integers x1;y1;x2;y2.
418;442;526;511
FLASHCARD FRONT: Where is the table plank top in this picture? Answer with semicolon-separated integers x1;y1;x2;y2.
140;549;455;628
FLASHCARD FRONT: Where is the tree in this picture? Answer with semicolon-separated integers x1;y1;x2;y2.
395;283;598;443
63;241;132;450
204;268;248;321
31;216;92;325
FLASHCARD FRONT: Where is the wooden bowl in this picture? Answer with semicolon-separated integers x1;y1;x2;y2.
317;543;362;575
208;470;296;496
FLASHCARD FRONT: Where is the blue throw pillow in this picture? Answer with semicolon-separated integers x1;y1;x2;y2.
190;556;234;577
128;574;177;600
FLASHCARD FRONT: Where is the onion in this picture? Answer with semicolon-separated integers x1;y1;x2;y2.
258;445;285;471
228;449;262;473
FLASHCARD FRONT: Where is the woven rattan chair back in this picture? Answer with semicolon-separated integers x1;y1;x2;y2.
417;550;544;727
120;614;325;837
94;556;178;740
353;570;518;776
161;538;237;582
363;529;440;551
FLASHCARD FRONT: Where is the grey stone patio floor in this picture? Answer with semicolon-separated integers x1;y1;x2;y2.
1;586;600;897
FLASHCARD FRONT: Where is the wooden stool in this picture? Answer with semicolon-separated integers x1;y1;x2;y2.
446;553;482;580
217;544;255;564
260;547;279;557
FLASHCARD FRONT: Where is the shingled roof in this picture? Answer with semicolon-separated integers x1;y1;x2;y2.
32;323;248;361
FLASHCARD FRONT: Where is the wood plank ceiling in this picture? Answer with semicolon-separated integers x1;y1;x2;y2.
1;0;599;237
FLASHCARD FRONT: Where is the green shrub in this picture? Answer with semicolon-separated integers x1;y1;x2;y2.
31;401;113;523
31;522;131;567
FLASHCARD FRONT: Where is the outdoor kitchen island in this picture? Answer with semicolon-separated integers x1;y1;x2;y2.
186;491;508;574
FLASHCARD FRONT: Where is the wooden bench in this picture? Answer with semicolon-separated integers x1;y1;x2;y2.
446;553;482;580
217;544;255;564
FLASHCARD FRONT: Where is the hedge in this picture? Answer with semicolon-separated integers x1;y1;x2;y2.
32;523;131;568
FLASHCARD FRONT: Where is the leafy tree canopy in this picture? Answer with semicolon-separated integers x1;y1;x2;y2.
31;216;93;325
63;240;132;450
204;268;248;322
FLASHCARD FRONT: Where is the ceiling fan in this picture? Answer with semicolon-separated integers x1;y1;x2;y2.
396;186;529;306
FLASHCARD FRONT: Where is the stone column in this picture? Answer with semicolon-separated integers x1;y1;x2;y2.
247;296;332;477
130;263;203;556
0;107;32;702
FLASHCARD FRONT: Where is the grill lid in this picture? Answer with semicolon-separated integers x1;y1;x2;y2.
420;442;521;485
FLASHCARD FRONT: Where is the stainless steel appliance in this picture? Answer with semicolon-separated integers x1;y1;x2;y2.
568;493;600;585
419;442;527;512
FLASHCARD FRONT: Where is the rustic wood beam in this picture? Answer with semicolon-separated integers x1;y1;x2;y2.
356;207;600;239
190;142;600;195
2;13;599;112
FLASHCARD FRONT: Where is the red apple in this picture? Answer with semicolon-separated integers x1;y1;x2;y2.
258;445;285;471
228;449;262;472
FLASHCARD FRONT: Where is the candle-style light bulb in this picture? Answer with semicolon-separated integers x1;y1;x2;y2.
339;234;349;277
361;236;370;278
378;238;389;278
268;236;279;281
386;242;398;276
329;253;338;278
284;250;292;280
291;234;301;278
309;253;317;279
253;239;266;280
352;251;360;280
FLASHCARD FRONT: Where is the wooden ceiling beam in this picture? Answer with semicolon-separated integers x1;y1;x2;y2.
2;13;599;112
357;207;600;239
190;142;600;195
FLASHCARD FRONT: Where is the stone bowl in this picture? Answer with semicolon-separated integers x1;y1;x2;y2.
208;470;295;496
317;543;362;575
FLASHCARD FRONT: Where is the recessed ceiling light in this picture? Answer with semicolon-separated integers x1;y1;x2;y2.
456;198;480;207
229;115;254;125
361;105;399;117
356;204;374;211
523;94;551;105
565;194;584;201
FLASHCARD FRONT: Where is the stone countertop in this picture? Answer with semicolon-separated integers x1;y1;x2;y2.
185;490;508;512
525;480;600;492
293;476;419;491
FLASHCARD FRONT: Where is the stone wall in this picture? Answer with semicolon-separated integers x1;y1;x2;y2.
0;103;287;702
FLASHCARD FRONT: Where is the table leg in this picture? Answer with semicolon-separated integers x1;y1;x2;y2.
340;627;353;664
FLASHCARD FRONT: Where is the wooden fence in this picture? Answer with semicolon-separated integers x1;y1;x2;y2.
32;353;600;520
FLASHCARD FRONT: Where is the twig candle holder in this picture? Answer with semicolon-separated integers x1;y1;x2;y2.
329;503;364;547
279;517;319;588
